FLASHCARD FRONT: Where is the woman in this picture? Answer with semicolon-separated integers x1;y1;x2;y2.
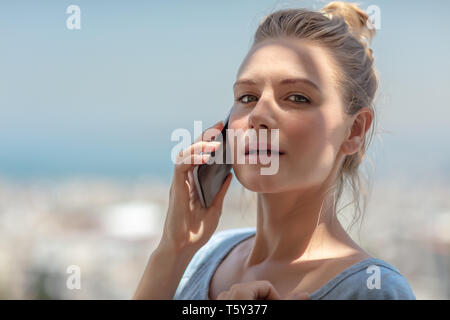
134;1;416;300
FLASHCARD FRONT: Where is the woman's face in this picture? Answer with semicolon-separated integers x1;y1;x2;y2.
229;37;353;193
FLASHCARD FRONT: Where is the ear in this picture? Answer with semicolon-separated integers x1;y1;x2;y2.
341;107;374;156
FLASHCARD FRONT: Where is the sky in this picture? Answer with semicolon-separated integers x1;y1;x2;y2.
0;0;449;182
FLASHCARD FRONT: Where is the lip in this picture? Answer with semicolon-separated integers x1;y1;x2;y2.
244;144;285;155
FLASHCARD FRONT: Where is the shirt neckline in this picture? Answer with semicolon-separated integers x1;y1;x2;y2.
204;228;401;300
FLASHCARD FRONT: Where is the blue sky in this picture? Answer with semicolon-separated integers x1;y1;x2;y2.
0;0;449;181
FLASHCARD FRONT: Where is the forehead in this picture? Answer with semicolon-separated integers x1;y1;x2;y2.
236;37;338;90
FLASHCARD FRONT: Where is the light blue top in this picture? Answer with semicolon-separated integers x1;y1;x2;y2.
173;227;417;300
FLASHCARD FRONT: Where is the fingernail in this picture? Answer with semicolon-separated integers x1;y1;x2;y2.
202;154;211;163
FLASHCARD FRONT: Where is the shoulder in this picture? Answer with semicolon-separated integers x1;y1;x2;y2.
314;258;416;300
189;227;256;270
173;227;256;299
209;227;257;248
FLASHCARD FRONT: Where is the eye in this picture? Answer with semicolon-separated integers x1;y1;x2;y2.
235;93;312;105
287;94;311;104
236;94;258;104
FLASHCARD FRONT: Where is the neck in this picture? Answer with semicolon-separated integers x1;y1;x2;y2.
244;182;349;268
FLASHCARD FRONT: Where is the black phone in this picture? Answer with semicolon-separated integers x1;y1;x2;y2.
193;108;233;208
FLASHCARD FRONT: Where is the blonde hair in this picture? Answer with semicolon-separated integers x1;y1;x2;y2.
250;1;379;233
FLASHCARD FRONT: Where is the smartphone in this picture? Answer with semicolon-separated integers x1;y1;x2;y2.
193;108;233;208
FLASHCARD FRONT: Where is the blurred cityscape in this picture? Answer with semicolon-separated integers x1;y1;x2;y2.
0;0;449;301
0;174;448;300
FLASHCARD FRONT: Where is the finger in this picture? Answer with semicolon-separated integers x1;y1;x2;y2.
172;142;222;207
254;281;282;300
176;141;222;163
172;154;210;207
216;291;229;300
194;121;224;143
229;281;281;300
174;153;210;176
209;172;233;211
228;285;253;300
187;170;199;201
174;142;221;177
187;170;204;212
282;291;310;300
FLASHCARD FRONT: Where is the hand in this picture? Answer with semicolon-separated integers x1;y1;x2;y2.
159;120;233;254
215;280;310;300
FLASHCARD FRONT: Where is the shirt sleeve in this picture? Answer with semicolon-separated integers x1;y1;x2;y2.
172;233;221;299
319;265;417;300
173;228;254;299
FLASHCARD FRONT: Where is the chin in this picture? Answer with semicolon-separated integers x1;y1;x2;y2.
233;165;284;193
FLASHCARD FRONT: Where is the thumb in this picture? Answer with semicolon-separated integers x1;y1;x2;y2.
282;291;310;300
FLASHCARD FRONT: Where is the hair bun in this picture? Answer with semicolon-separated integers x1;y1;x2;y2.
320;1;375;54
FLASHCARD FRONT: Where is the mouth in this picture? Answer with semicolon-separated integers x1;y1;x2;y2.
243;141;285;157
244;149;285;156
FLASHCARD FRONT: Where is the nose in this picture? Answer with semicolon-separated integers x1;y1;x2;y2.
248;95;277;131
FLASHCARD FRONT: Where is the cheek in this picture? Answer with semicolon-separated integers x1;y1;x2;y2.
228;120;247;159
285;115;327;155
285;112;342;179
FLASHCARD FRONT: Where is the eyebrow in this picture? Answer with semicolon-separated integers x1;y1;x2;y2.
233;77;321;93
